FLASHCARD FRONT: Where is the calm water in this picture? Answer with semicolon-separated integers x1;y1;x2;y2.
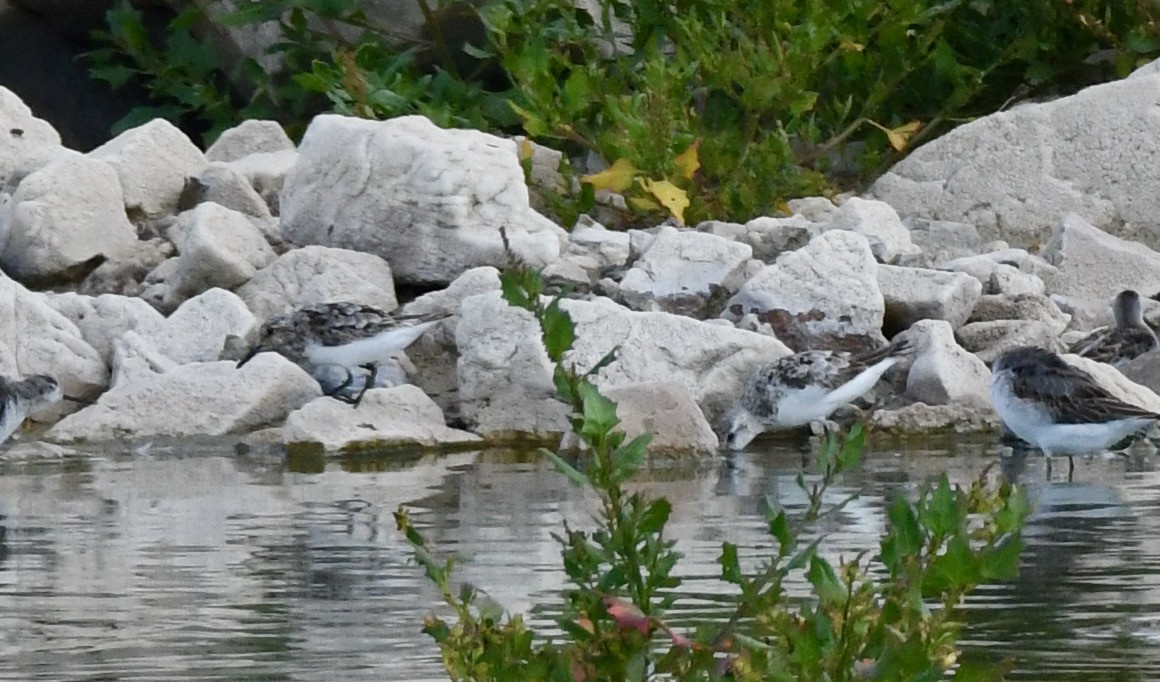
2;435;1160;680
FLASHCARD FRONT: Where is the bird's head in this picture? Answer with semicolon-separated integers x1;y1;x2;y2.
720;406;764;451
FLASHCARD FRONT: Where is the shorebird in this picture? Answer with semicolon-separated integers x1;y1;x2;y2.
1069;289;1158;367
990;345;1160;478
236;302;444;406
0;374;62;445
721;337;913;450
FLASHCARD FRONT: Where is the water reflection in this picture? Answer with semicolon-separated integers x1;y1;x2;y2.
0;437;1159;679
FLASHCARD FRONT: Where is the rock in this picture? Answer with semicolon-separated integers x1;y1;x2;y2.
0;86;69;193
869;402;1000;434
938;252;1051;296
698;215;817;263
237;245;398;322
1040;212;1160;300
282;384;482;451
110;330;180;388
47;353;321;441
162;202;276;305
868;71;1160;249
1117;348;1160;397
401;266;500;318
456;292;791;435
563;216;631;272
1061;353;1160;413
220;149;298;216
89;118;207;219
826;197;919;263
955;319;1066;364
280;114;565;285
904;319;991;408
724;230;885;352
0;155;139;283
786;196;838;222
966;293;1071;335
44;292;166;364
897;217;984;268
602;381;719;455
205;119;294;162
619;226;752;318
0;275;107;398
182;162;274;222
77;238;173;298
141;288;258;365
877;264;981;331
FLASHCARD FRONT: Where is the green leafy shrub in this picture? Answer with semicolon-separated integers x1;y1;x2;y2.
88;0;1160;220
394;252;1029;680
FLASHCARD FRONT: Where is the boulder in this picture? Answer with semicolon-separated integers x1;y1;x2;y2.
1040;212;1160;300
205;119;294;163
698;215;817;263
0;275;107;398
140;288;258;365
88;118;207;219
555;216;631;277
109;330;180;388
47;353;321;441
44;292;166;364
182;162;274;223
966;293;1071;336
0;155;139;283
456;292;791;435
282;384;482;451
897;217;984;268
869;71;1160;249
825;197;919;263
1061;353;1160;413
939;249;1056;296
0;86;70;193
220;149;298;216
401;266;500;318
237;245;398;322
956;319;1066;364
280;114;565;285
877;264;981;331
904;319;991;408
619;226;752;318
161;202;276;305
786;196;839;222
602;381;719;455
869;402;1001;434
724;230;885;352
1118;348;1160;397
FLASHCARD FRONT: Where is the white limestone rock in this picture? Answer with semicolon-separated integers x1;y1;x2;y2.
162;203;276;305
619;226;752;318
903;319;991;408
561;215;631;272
141;288;258;365
89;118;207;219
724;230;885;351
1117;348;1160;397
44;292;166;365
237;245;398;322
0;276;108;399
826;197;920;263
220;149;298;216
205;119;294;162
281;114;565;285
456;292;791;434
1040;212;1160;300
897;218;984;268
699;215;818;263
786;196;839;222
282;384;482;451
185;162;274;222
877;264;982;330
955;319;1066;364
602;381;719;455
938;251;1052;296
966;293;1071;336
401;266;500;318
0;86;69;193
110;330;180;388
0;155;139;282
47;353;321;442
869;71;1160;249
869;402;1000;434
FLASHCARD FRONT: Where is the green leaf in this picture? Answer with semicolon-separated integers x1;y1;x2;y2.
540;448;590;486
979;534;1023;581
838;423;864;469
579;381;619;441
887;495;923;557
925;534;976;594
924;478;960;538
541;297;575;361
768;511;793;554
499;269;534;310
639;497;671;535
582;347;620;380
720;542;742;584
807;555;846;606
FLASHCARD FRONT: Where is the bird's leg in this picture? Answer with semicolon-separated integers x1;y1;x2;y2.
1067;455;1075;482
1045;454;1052;481
351;363;377;408
325;367;361;405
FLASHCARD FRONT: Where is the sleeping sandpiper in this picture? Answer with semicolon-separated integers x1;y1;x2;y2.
1069;289;1158;367
237;302;445;406
721;337;913;450
990;345;1160;478
0;374;62;445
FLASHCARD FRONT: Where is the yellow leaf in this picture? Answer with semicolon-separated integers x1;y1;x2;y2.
639;178;690;225
517;137;535;161
839;40;865;52
628;195;661;212
880;120;923;152
580;158;638;193
674;140;701;181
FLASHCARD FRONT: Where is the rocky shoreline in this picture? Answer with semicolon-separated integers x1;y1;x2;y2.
4;60;1160;456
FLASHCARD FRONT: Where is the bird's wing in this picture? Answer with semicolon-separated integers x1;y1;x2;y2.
1010;358;1160;423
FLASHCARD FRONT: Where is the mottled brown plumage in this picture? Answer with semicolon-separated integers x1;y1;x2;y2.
1069;290;1158;367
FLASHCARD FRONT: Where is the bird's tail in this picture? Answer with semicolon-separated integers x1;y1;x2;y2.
853;335;914;366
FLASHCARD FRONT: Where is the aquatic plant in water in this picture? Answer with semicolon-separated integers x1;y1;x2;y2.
395;260;1028;681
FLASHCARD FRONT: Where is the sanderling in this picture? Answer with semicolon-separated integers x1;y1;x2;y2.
721;337;913;450
236;302;445;406
1069;289;1158;367
990;345;1160;477
0;375;62;445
